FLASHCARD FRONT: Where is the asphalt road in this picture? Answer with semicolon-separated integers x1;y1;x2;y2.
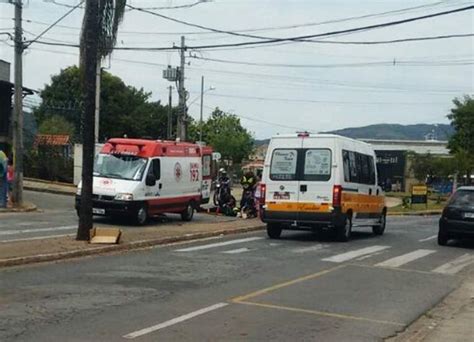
0;191;233;242
1;215;473;341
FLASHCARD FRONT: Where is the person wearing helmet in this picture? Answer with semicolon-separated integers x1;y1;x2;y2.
240;170;257;208
218;168;229;184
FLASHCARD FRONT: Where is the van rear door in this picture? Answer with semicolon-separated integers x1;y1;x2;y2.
299;139;334;218
266;139;302;222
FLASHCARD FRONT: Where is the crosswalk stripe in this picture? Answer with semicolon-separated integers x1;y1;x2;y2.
222;248;250;254
432;254;474;275
418;235;437;242
175;237;264;252
375;249;436;268
291;244;328;254
322;246;390;263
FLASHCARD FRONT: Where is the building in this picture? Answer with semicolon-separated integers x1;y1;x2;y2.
362;139;450;192
0;60;34;155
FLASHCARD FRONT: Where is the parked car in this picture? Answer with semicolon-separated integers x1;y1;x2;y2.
438;186;474;245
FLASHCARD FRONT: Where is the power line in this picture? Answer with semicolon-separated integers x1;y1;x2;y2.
26;46;471;94
24;0;84;48
190;54;474;69
201;92;449;106
126;4;474;47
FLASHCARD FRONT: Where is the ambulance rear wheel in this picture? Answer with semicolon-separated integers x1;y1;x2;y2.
135;205;148;225
181;202;195;222
267;223;282;239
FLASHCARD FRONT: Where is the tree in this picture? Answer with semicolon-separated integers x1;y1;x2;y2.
448;95;474;185
194;108;254;165
33;66;170;142
409;152;456;183
77;0;126;241
38;115;75;137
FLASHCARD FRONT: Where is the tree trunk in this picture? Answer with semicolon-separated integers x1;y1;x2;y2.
77;0;99;241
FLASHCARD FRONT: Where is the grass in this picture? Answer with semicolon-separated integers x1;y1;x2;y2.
388;199;446;213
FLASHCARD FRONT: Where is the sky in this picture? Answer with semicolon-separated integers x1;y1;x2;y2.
0;0;473;139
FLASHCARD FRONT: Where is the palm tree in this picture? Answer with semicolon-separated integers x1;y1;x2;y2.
77;0;126;240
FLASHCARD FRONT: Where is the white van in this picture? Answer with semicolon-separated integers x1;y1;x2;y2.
260;133;386;241
75;138;214;225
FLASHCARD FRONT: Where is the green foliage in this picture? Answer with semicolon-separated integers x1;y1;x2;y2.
448;95;474;154
24;149;74;183
448;95;474;184
191;108;254;164
409;153;455;182
33;66;173;142
38;115;75;137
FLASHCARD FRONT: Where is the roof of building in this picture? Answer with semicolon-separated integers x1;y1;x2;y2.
35;134;71;146
362;139;449;155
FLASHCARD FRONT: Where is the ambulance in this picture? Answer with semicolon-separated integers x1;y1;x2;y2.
260;133;386;241
75;138;214;224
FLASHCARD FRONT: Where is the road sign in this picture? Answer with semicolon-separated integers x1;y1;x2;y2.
411;185;428;204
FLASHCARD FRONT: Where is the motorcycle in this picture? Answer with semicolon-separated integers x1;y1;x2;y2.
213;178;236;215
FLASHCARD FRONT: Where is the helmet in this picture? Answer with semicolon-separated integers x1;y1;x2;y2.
219;168;226;174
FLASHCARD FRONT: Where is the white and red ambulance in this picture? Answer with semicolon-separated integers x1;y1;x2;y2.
75;138;214;224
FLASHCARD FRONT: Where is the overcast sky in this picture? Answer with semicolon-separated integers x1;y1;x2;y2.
0;0;473;139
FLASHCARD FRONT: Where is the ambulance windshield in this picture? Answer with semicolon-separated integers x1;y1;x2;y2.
93;154;147;181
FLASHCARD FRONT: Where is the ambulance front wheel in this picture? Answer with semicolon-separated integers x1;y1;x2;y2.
135;205;148;225
181;202;195;221
267;223;282;239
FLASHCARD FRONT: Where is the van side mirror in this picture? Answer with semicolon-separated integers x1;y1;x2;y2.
146;174;156;186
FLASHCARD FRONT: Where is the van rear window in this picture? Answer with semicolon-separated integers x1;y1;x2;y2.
303;149;331;181
270;149;298;180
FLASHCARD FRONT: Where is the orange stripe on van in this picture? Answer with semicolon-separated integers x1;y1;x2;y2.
341;193;385;214
266;202;332;213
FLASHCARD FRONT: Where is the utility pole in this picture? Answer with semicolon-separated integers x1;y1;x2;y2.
199;75;204;143
167;85;172;139
12;0;23;207
94;58;101;143
178;36;187;141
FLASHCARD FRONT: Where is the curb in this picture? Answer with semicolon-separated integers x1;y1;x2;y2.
0;203;37;213
24;185;75;197
0;224;265;268
388;210;442;216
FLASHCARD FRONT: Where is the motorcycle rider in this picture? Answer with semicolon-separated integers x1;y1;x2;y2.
240;170;257;209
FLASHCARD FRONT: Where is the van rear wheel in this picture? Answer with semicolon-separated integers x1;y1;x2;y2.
372;211;386;236
336;216;352;242
267;223;282;239
181;202;195;222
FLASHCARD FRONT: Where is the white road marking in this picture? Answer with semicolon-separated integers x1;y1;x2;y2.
432;254;474;275
419;235;437;242
375;249;436;268
123;303;229;339
0;225;77;236
222;248;250;254
356;251;386;261
322;246;390;263
0;234;75;243
175;237;264;252
292;244;328;254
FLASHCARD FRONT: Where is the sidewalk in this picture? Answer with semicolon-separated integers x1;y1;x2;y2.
24;177;76;196
388;270;474;342
0;216;264;268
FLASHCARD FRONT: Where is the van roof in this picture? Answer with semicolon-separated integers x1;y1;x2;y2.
270;133;372;146
101;138;211;158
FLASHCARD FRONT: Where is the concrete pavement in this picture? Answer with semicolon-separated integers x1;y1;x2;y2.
1;216;473;341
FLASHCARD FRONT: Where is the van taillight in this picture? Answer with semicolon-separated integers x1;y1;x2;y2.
333;185;342;207
259;183;266;204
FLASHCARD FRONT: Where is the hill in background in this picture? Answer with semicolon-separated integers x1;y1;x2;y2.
254;123;453;146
